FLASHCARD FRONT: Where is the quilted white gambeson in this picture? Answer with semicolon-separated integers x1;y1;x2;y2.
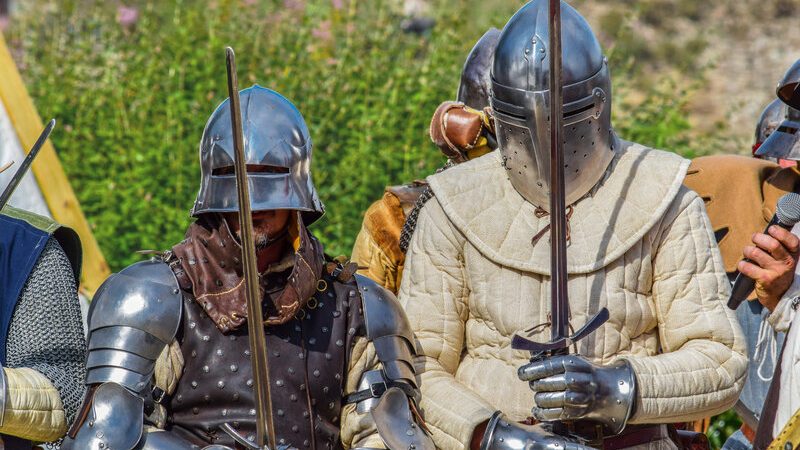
398;141;747;450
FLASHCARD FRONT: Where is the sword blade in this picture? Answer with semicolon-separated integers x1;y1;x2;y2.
0;119;55;211
548;0;569;347
225;47;277;450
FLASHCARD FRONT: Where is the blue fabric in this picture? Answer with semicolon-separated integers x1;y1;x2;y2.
734;300;785;421
0;214;49;364
722;430;752;450
722;299;786;450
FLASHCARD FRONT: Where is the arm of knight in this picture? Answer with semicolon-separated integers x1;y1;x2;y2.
61;260;184;450
0;238;86;443
340;275;435;450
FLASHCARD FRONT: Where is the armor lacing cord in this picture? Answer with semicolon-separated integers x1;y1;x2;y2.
531;205;574;247
753;318;778;382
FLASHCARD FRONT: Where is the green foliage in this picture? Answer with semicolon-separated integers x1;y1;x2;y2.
708;410;743;450
5;0;706;268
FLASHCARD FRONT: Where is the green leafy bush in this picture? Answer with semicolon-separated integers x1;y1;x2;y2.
5;0;705;267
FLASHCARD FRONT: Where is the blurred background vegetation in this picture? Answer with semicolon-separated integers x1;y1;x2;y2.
3;0;797;445
2;0;728;268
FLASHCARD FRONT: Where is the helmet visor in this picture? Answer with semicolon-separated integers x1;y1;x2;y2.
755;119;800;161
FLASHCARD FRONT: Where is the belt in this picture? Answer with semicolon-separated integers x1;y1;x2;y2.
0;434;33;450
603;425;668;450
343;380;416;405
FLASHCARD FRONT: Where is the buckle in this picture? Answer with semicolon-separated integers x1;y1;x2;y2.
151;386;166;404
369;381;388;397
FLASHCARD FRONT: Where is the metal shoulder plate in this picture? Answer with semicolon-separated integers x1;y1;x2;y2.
355;274;417;388
62;382;144;450
86;259;182;394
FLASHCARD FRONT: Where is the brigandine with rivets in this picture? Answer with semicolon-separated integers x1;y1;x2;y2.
168;266;365;449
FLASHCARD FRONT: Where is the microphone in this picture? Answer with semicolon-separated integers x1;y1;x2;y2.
727;192;800;310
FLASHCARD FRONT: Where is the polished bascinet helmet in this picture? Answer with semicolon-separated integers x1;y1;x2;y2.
754;99;786;148
755;59;800;162
457;27;501;110
191;85;325;224
755;104;800;162
491;0;615;208
776;59;800;110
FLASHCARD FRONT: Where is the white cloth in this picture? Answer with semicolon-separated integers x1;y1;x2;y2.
0;99;50;216
767;222;800;437
399;142;747;450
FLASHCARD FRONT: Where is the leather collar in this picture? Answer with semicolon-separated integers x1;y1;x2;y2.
172;212;325;333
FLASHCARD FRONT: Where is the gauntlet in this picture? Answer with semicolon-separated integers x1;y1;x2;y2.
480;411;594;450
518;355;636;435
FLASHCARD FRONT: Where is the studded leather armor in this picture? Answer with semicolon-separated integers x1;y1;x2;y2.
167;267;364;449
63;213;433;450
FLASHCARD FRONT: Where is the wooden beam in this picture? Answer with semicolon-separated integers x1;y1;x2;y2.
0;33;110;296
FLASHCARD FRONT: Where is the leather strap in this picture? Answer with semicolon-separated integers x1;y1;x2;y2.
343;380;416;405
742;423;757;444
602;425;667;450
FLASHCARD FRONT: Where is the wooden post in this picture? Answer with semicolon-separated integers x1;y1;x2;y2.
0;33;110;297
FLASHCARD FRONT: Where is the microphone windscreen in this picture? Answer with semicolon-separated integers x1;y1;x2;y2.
776;193;800;227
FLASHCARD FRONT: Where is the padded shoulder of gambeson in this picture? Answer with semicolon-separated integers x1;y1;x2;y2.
426;142;690;274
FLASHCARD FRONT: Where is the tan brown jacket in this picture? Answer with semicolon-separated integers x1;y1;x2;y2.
351;184;427;294
683;155;800;274
351;101;495;293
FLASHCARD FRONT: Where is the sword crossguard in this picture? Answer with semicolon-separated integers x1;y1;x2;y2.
511;307;609;354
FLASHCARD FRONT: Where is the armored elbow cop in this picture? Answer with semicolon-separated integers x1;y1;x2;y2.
345;276;435;450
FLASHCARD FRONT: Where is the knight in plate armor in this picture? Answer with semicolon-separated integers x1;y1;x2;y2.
683;98;800;449
351;28;499;294
0;203;86;449
62;86;434;450
397;1;747;449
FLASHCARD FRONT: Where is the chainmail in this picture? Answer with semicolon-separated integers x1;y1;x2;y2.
399;161;455;253
5;238;87;446
399;186;436;253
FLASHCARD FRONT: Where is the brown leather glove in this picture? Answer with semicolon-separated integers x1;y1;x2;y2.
430;101;492;163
